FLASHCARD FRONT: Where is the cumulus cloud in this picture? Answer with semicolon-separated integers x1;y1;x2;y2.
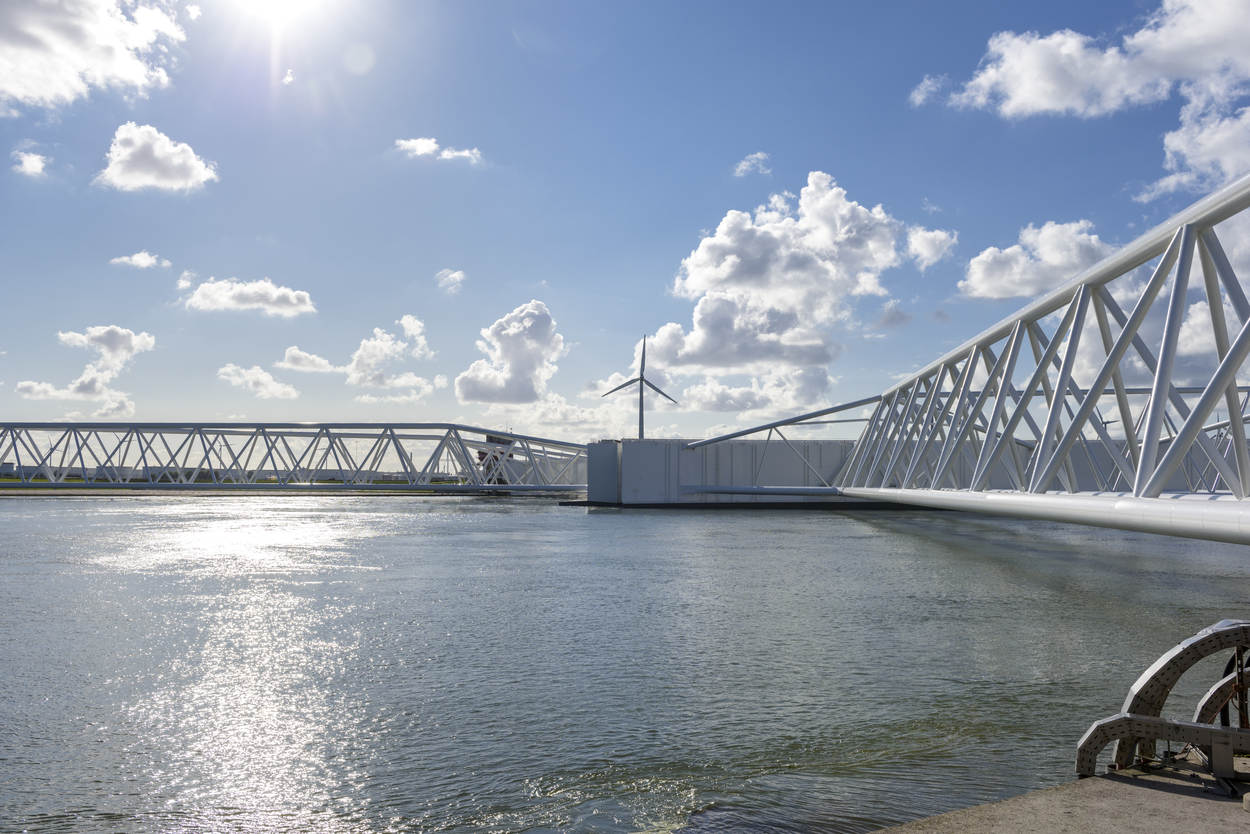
435;268;466;294
455;300;564;403
110;250;170;268
217;364;298;399
960;219;1113;299
282;69;295;85
907;226;958;270
651;172;909;375
397;315;434;359
275;346;341;373
733;151;771;177
273;318;439;402
395;137;483;164
11;150;46;177
942;0;1250;197
680;368;832;414
909;74;947;107
0;0;184;112
186;5;201;21
344;328;409;387
14;324;155;416
95;122;218;192
616;172;959;416
185;277;316;317
176;270;195;290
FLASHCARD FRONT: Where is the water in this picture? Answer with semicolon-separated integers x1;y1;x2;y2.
1;495;1248;833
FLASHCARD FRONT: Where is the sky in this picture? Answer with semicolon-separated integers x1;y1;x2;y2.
2;0;1249;441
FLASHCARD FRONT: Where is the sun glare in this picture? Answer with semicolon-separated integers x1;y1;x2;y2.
236;0;327;29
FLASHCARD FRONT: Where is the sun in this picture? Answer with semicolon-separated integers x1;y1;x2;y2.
234;0;327;29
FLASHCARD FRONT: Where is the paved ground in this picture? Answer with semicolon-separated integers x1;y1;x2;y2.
888;758;1249;832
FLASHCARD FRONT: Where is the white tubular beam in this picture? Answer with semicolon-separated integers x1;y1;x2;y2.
1143;313;1250;497
838;487;1250;546
1030;286;1090;492
972;322;1026;487
1135;225;1196;495
0;423;587;492
884;172;1250;400
1199;236;1250;496
1033;234;1183;493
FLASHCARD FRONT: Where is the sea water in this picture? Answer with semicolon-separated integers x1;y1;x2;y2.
2;495;1247;832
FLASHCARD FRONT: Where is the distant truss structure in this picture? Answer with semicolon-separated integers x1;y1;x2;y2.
692;171;1250;543
0;423;587;493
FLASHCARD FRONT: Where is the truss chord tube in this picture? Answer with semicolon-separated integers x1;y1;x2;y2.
1136;225;1197;495
1031;287;1091;492
1032;238;1184;493
931;346;982;488
1199;236;1250;496
972;301;1080;491
1099;285;1242;492
1144;313;1250;497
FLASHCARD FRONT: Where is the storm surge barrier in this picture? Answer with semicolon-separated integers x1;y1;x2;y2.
692;171;1250;544
0;423;587;493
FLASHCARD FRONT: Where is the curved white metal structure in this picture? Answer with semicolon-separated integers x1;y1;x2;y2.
692;172;1250;544
1076;619;1250;778
0;423;587;493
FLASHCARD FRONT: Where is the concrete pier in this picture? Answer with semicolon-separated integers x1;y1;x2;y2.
888;756;1248;832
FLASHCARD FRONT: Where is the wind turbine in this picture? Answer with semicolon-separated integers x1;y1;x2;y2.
601;336;677;439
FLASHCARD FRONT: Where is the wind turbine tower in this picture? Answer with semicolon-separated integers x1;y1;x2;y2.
601;336;677;439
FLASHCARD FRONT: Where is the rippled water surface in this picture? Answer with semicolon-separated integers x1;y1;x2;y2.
2;495;1249;832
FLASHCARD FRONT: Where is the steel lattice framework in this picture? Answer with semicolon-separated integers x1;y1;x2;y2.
0;423;586;492
693;172;1250;544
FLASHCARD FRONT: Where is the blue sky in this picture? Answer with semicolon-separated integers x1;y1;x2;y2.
2;0;1248;440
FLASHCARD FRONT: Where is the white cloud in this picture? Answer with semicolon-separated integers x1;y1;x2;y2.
907;226;958;270
186;5;201;21
395;137;438;157
680;368;832;414
651;172;906;378
14;324;155;416
344;328;409;387
435;268;466;294
282;68;295;85
733;151;771;177
273;318;439;402
455;300;564;403
945;0;1250;197
95;122;218;192
909;74;947;107
0;0;184;112
11;150;46;177
274;346;341;373
395;137;483;164
110;250;170;268
1138;81;1250;200
437;147;483;164
960;219;1113;299
176;269;195;290
185;277;316;317
217;364;298;399
397;315;434;359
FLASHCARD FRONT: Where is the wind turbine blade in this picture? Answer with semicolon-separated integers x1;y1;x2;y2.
642;378;677;405
601;377;641;397
640;335;647;376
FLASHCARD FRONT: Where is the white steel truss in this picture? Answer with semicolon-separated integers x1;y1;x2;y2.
691;171;1250;544
0;423;586;493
